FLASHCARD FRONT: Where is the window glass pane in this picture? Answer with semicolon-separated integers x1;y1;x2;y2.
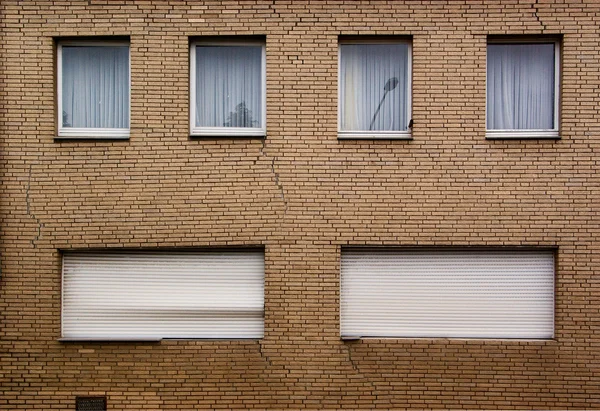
340;43;410;131
61;45;129;129
487;43;555;130
195;46;262;128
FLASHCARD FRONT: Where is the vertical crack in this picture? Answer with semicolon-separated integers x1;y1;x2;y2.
533;0;547;31
25;164;32;216
342;342;361;374
259;137;267;158
268;0;276;16
258;139;288;212
271;156;288;211
258;341;272;367
26;164;43;248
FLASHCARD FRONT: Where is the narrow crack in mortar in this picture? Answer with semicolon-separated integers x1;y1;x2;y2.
342;343;377;391
26;163;43;248
258;340;272;367
259;138;288;212
271;156;288;211
533;0;547;31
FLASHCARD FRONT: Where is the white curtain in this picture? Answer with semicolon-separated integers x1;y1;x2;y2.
487;43;555;130
195;46;262;128
340;43;410;131
62;45;129;129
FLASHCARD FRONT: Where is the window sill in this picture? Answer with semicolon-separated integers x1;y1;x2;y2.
57;128;130;140
59;337;263;342
341;336;555;342
190;127;266;138
338;131;412;140
486;130;559;139
59;337;162;343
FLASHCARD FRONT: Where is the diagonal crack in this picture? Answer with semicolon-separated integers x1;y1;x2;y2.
341;342;377;392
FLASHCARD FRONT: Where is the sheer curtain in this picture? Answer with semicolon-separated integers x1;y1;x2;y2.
487;43;555;130
195;46;262;129
62;45;129;129
340;43;410;132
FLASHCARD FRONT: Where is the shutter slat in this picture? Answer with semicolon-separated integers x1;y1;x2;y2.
62;250;264;340
341;250;554;339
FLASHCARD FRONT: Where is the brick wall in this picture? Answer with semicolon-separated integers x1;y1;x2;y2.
0;0;599;408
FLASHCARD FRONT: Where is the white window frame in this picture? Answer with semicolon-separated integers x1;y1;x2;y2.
190;39;266;137
338;38;412;140
57;40;131;139
486;38;560;139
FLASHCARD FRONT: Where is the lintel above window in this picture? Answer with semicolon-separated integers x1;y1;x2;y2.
190;38;266;137
338;37;412;139
486;37;560;139
57;39;130;139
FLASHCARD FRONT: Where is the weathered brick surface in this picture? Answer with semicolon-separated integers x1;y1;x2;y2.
1;0;599;409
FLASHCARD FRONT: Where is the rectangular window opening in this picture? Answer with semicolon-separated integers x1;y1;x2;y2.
486;37;560;139
338;37;412;139
62;250;265;341
340;249;555;340
190;38;266;137
57;39;130;139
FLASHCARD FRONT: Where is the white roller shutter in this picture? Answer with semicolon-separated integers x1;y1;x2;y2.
62;250;264;340
341;249;554;339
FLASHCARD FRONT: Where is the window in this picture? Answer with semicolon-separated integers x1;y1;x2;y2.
190;39;266;136
486;39;560;138
340;249;555;339
339;39;412;139
57;40;130;139
62;250;265;340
